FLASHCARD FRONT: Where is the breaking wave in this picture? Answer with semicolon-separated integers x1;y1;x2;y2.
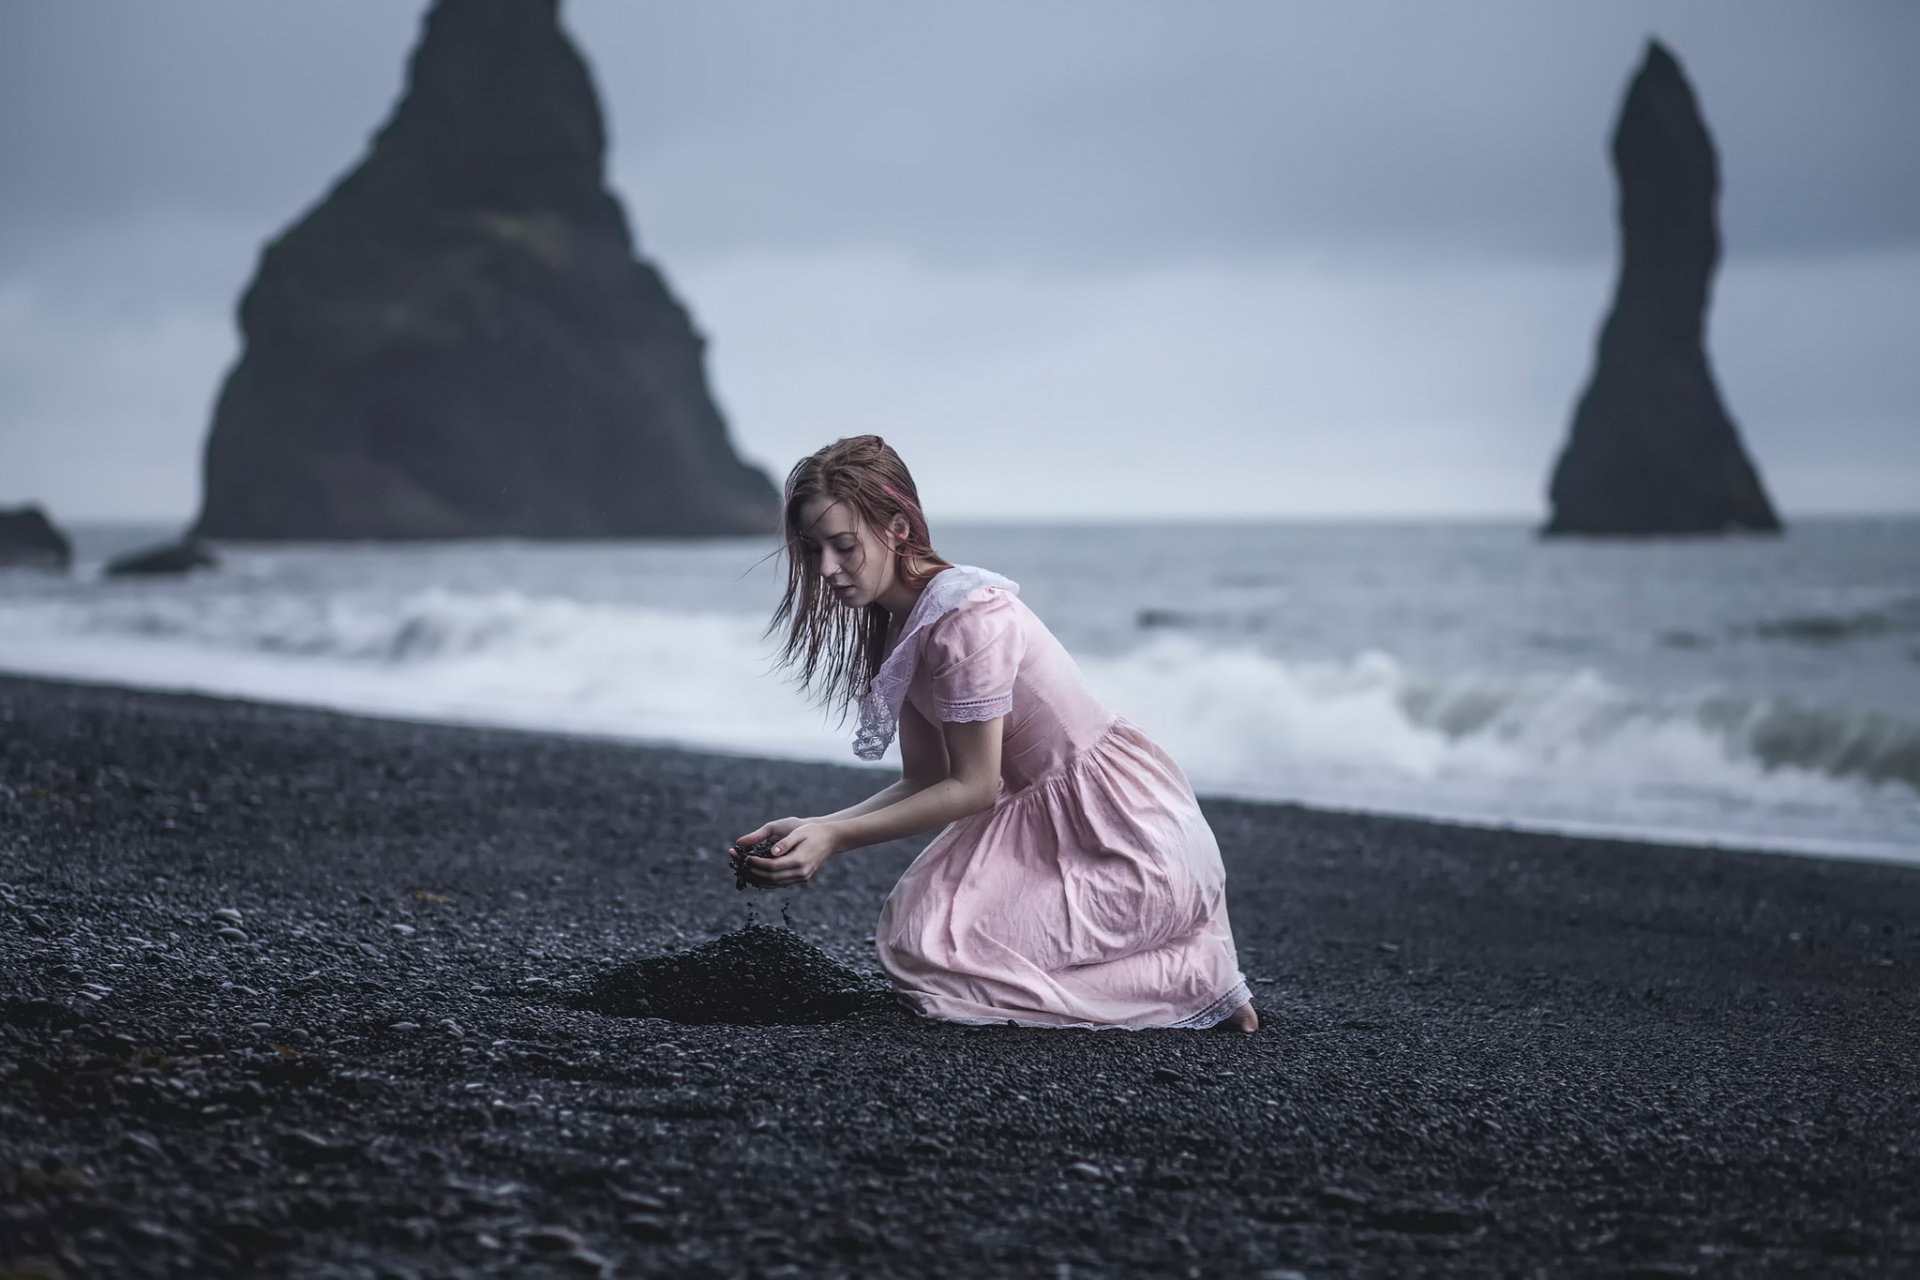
0;586;1914;859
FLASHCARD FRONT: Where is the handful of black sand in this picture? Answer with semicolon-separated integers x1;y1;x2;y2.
729;836;777;890
570;924;882;1025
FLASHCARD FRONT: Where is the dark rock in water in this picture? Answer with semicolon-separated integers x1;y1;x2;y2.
0;505;71;571
105;538;218;578
192;0;779;542
1544;40;1782;538
571;925;882;1025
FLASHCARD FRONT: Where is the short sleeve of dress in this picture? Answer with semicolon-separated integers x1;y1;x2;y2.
921;588;1024;724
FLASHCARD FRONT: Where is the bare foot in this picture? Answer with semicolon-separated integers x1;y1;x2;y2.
1222;1001;1259;1033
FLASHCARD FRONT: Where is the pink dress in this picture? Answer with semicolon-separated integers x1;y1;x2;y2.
864;565;1250;1030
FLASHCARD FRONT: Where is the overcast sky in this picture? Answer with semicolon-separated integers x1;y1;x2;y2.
2;0;1916;523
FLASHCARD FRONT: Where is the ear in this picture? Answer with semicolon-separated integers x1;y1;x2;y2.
887;513;910;544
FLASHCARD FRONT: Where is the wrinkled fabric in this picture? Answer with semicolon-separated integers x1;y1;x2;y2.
875;582;1251;1030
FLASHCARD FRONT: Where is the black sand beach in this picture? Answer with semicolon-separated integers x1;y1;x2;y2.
2;672;1916;1278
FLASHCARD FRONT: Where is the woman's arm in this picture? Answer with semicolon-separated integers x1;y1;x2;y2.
805;702;952;822
808;777;925;824
743;714;1001;885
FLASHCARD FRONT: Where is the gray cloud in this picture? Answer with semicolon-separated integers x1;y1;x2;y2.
2;0;1915;271
1;1;1915;521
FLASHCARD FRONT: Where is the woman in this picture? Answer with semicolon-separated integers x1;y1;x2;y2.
736;435;1255;1032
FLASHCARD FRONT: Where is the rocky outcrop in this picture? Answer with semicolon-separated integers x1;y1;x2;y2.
193;0;778;541
1544;40;1782;537
106;538;218;578
0;506;71;571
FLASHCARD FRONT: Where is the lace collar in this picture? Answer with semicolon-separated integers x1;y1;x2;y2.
852;564;1020;760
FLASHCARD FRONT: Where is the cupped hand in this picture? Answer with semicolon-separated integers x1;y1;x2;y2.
733;815;806;850
742;821;845;887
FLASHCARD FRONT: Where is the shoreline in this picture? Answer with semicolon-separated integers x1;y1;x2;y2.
3;670;1917;1276
1;659;1909;871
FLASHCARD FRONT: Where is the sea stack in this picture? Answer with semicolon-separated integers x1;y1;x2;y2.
1544;39;1782;537
0;506;71;571
193;0;779;540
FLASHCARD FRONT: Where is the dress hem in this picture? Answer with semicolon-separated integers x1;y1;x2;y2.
896;977;1253;1033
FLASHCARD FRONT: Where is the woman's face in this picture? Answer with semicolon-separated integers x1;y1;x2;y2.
796;496;897;607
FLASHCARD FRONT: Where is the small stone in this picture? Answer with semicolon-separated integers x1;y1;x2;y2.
1316;1186;1370;1210
1151;1067;1185;1083
621;1213;673;1241
564;1248;611;1275
1066;1162;1105;1181
122;1132;170;1162
1370;1202;1480;1233
281;1129;346;1164
391;923;416;936
523;1225;585;1253
389;1021;421;1033
1376;941;1401;953
613;1190;671;1214
217;927;250;943
213;908;244;925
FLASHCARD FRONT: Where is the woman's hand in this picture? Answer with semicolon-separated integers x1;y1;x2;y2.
741;821;846;887
733;815;806;849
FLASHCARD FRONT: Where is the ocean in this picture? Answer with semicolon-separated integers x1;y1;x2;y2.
3;517;1916;864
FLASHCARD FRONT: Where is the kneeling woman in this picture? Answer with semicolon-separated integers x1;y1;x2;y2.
735;435;1256;1032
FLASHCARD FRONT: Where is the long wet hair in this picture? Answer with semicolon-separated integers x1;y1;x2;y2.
765;435;954;725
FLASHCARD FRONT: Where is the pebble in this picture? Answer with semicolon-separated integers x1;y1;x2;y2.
614;1190;672;1214
216;927;250;943
391;923;416;936
1316;1186;1370;1210
1066;1162;1105;1181
389;1021;421;1033
212;908;244;925
564;1248;612;1275
1151;1066;1185;1083
621;1213;673;1241
523;1225;585;1253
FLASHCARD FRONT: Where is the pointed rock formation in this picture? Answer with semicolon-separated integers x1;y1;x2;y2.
193;0;778;540
1544;40;1782;537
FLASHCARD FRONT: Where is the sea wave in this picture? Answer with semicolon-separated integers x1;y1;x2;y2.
0;586;1914;857
1087;635;1920;798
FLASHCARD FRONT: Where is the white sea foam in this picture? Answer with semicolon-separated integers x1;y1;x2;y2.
0;583;1914;862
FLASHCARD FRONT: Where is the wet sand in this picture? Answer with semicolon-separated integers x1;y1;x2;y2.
1;671;1916;1277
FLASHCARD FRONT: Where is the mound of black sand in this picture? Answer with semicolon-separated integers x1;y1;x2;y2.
570;924;885;1025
